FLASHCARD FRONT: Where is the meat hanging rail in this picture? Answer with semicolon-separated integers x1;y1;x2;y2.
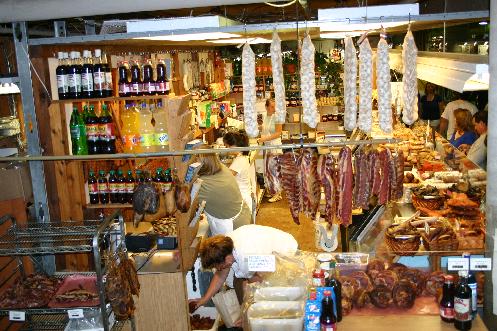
0;138;400;162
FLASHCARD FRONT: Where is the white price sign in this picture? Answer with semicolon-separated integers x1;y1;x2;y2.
68;309;84;319
470;258;492;271
247;255;276;272
9;311;25;321
448;258;469;271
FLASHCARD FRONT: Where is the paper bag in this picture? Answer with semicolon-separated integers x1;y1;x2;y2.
212;289;241;327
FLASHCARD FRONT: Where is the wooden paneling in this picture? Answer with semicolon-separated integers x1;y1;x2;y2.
133;272;190;331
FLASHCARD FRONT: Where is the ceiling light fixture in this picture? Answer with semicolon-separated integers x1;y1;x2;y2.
0;83;20;95
136;32;241;41
207;37;272;44
320;32;365;39
320;21;411;32
479;21;488;25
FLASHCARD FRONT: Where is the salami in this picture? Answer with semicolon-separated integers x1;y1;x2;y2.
377;37;393;133
378;148;391;205
300;35;319;128
344;36;358;131
271;31;287;124
358;37;373;133
402;30;418;126
242;43;259;137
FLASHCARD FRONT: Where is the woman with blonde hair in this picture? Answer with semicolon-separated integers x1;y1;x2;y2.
197;150;251;235
448;108;478;149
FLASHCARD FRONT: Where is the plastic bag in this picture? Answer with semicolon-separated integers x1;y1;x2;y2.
65;308;104;330
212;289;241;328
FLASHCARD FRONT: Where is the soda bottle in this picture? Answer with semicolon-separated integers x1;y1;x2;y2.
325;262;342;322
156;59;169;95
56;51;69;100
138;101;156;153
102;51;113;97
440;275;455;323
153;167;164;190
86;105;100;154
121;103;140;153
125;170;135;203
69;107;88;155
144;171;153;183
142;59;155;95
130;60;143;96
117;170;127;204
320;290;337;331
462;253;478;319
68;51;82;99
88;170;99;204
136;170;145;183
118;61;130;97
97;170;109;204
454;271;473;330
154;101;169;151
81;50;94;99
98;104;115;153
93;49;106;98
163;168;173;192
108;170;119;203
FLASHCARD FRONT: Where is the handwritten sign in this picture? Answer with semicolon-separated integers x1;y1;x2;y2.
470;258;491;271
448;258;469;271
247;255;276;272
9;311;25;322
68;309;84;319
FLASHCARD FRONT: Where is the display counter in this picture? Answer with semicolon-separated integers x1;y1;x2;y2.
339;315;488;330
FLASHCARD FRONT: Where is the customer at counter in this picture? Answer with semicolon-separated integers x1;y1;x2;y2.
258;99;283;203
223;130;256;212
449;108;478;149
440;92;478;139
190;224;298;309
197;151;251;235
420;82;444;129
461;111;488;170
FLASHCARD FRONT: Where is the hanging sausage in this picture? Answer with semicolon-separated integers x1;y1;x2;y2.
377;37;393;133
271;31;287;124
344;36;358;131
358;38;373;134
300;34;319;128
242;43;259;137
402;29;418;126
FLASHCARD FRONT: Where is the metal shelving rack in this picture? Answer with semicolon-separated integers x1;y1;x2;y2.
0;212;134;331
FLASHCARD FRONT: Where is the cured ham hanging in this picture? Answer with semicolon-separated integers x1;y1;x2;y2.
242;43;259;137
376;37;393;133
402;30;418;126
337;146;353;227
300;34;319;128
344;36;358;131
318;154;337;225
300;149;321;220
280;150;302;225
358;38;373;133
271;31;287;124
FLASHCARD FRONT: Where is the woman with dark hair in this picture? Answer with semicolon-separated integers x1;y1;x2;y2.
461;111;488;169
223;130;256;212
420;82;444;129
448;108;478;148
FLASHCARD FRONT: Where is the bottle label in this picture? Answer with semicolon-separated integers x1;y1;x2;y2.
99;123;115;137
440;307;455;319
86;124;99;137
157;81;166;92
81;73;94;92
98;182;108;193
117;182;126;193
119;83;129;94
155;133;169;146
469;283;477;313
455;298;471;321
141;133;155;147
70;126;81;140
131;82;142;93
126;182;135;193
105;72;113;90
93;72;106;90
109;182;119;193
144;82;155;93
68;74;81;93
57;74;69;94
320;324;336;331
88;182;98;194
162;182;172;192
122;135;140;151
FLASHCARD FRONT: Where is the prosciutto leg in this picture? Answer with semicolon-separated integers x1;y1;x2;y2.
378;148;391;205
280;151;302;224
300;149;321;219
337;147;353;227
318;154;336;225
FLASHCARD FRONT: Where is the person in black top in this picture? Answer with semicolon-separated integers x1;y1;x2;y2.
420;82;444;129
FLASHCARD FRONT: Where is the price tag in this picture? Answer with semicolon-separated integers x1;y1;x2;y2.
448;257;469;271
9;311;25;321
247;255;276;272
109;312;115;327
470;258;492;271
67;309;84;319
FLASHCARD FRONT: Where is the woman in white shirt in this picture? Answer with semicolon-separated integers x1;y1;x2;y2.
223;130;255;212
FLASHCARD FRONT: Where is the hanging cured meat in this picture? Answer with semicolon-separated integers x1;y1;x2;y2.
242;43;259;137
353;147;371;209
402;30;418;126
358;38;373;133
264;154;281;196
376;37;393;133
300;34;319;128
280;150;302;224
337;146;353;227
271;31;287;124
344;36;358;131
318;154;337;225
369;148;381;198
378;148;391;205
300;149;321;220
394;150;405;200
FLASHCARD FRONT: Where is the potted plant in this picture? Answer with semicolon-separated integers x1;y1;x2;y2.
283;52;298;75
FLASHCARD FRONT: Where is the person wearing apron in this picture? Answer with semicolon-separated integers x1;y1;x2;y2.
258;99;283;203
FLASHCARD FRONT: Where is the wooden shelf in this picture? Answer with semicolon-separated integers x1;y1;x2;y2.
85;203;133;209
53;94;171;104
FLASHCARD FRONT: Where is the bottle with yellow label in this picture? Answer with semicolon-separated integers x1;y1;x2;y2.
154;100;169;151
121;103;140;153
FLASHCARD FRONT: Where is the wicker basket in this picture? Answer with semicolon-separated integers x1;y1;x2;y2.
412;195;445;210
421;230;459;251
385;225;421;256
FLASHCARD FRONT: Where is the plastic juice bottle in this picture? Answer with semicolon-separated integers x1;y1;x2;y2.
81;50;94;99
56;51;69;100
69;106;88;155
320;290;337;331
93;49;106;98
121;103;140;153
125;170;135;203
138;102;156;153
88;170;99;204
68;51;82;99
108;170;119;203
117;170;127;204
153;101;169;151
142;59;155;95
98;170;109;204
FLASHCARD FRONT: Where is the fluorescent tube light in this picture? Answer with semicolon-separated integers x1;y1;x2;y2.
318;4;419;21
207;37;272;44
0;83;20;95
320;21;411;32
136;32;241;41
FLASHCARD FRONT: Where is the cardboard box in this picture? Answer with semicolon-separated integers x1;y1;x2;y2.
0;165;33;202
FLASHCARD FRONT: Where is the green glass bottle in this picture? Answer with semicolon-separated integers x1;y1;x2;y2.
69;106;88;155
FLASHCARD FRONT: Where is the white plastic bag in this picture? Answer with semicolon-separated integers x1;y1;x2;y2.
212;289;242;328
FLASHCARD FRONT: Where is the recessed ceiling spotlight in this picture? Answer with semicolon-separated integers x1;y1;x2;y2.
479;21;488;25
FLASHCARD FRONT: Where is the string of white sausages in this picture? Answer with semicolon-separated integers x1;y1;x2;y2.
300;34;319;128
344;36;358;131
402;30;419;126
271;31;287;124
377;37;393;134
242;43;259;137
358;37;373;134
